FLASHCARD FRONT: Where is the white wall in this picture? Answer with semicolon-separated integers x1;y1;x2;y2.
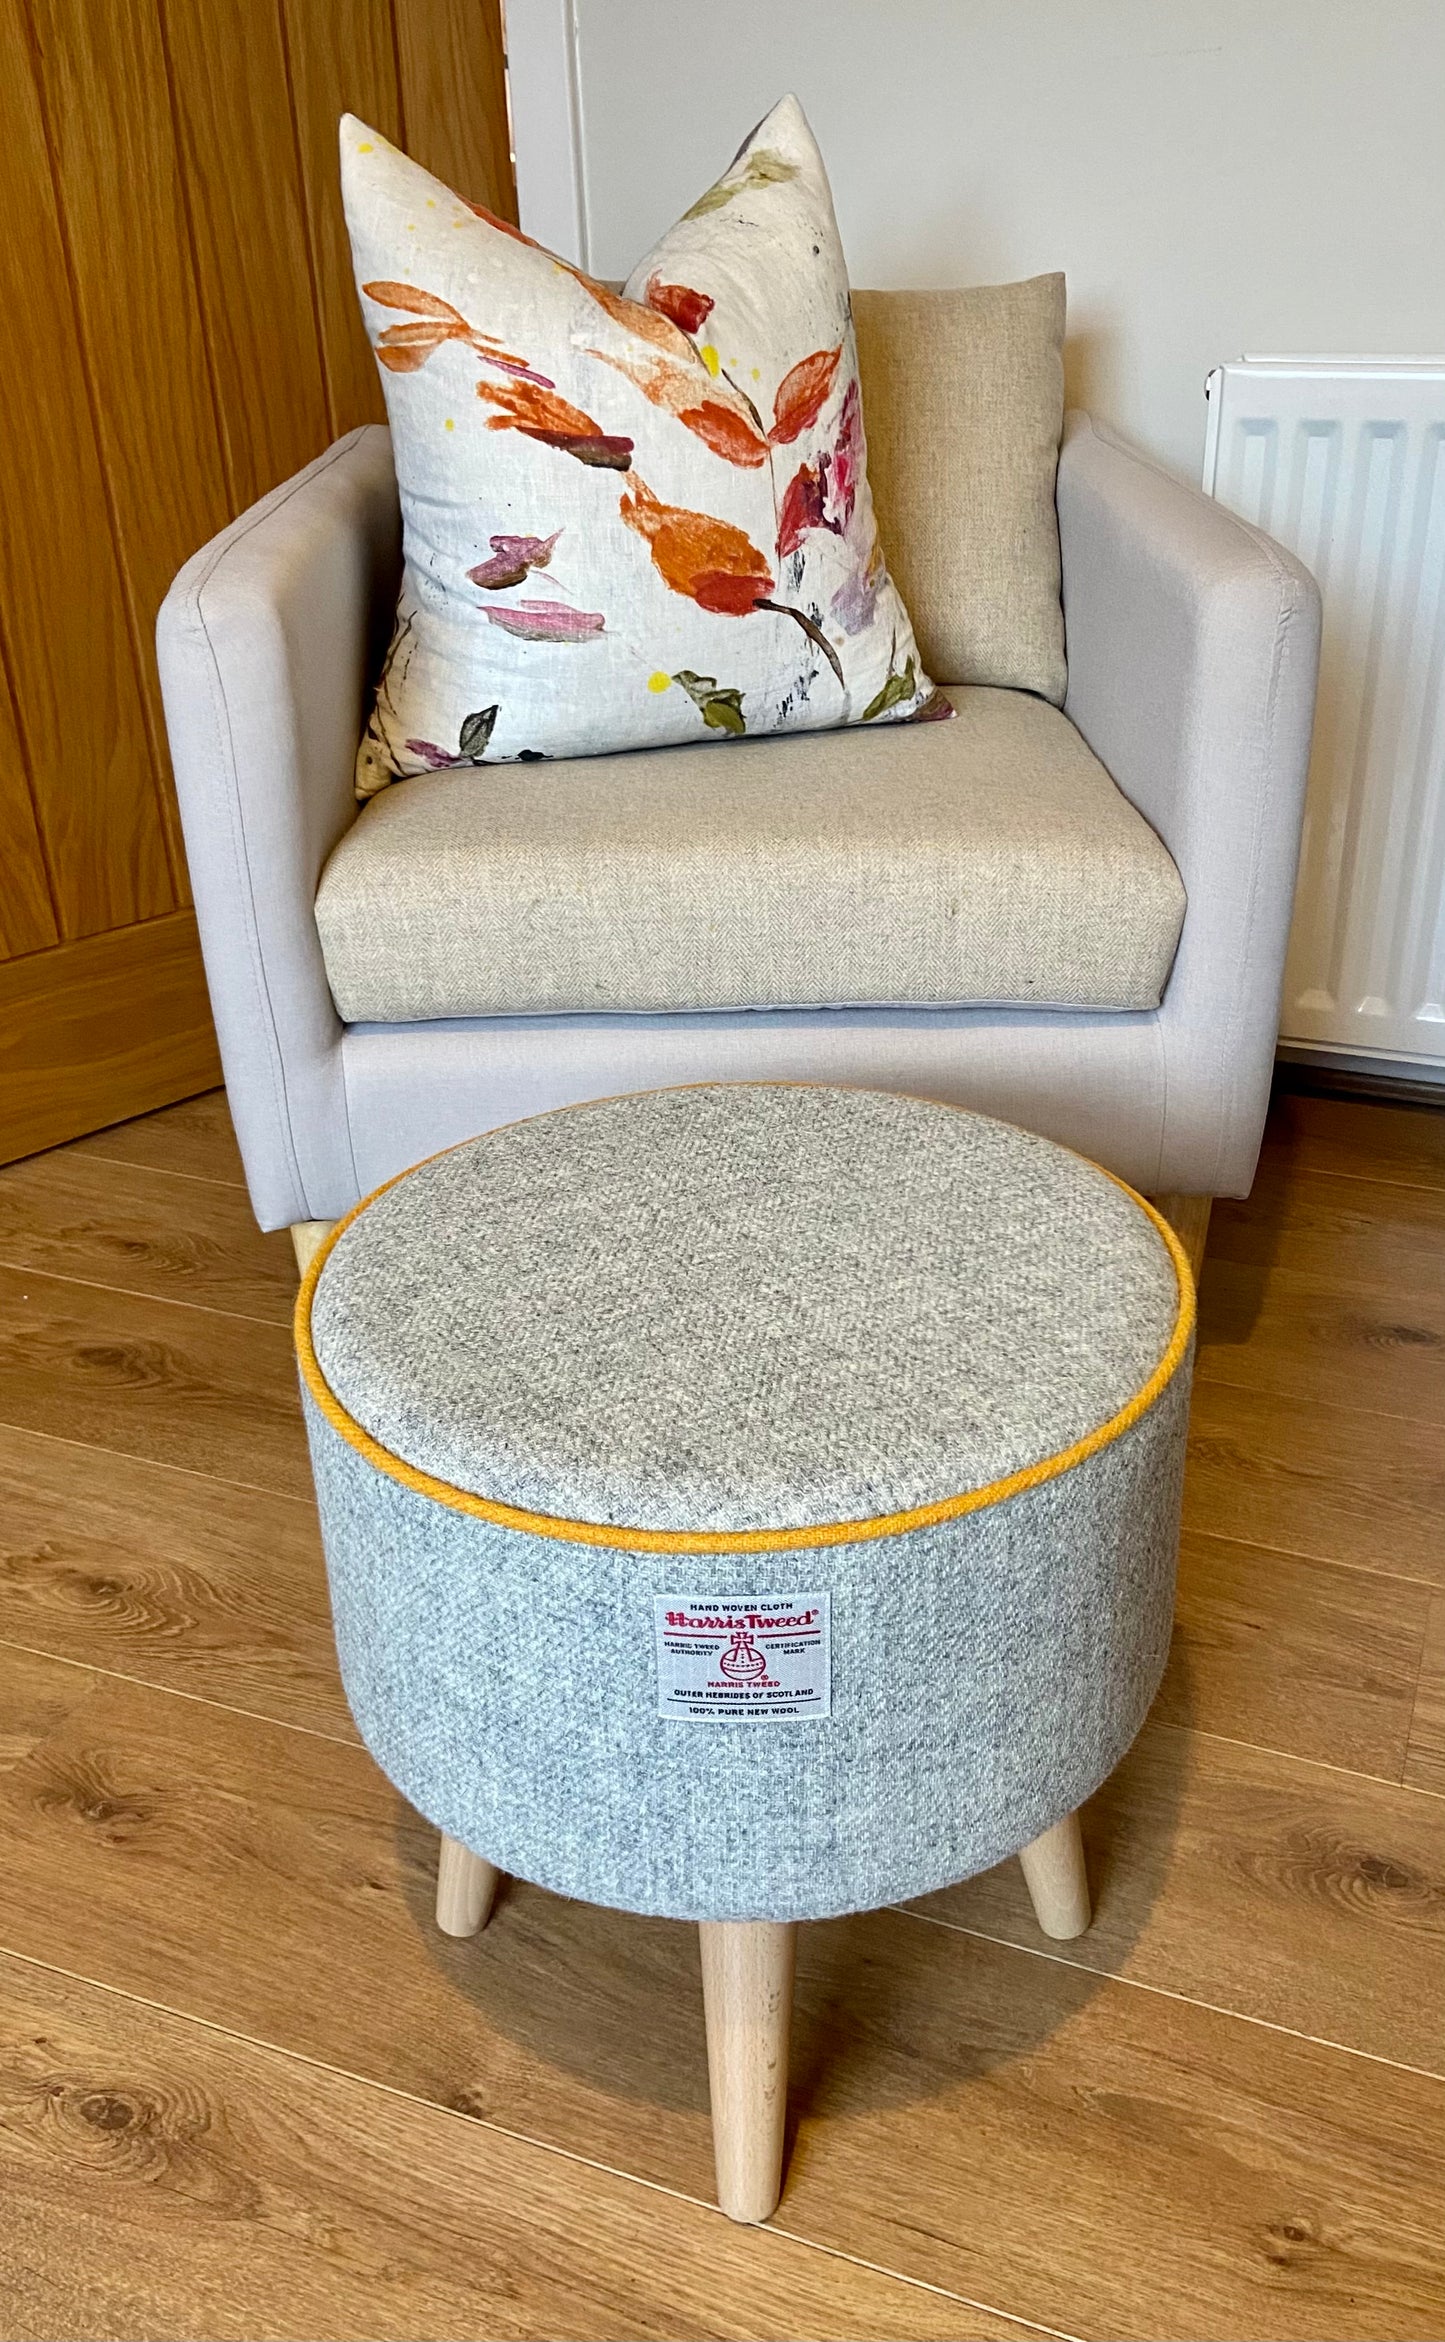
512;0;1445;481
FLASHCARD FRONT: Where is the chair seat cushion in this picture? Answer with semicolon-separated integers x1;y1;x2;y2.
314;685;1186;1021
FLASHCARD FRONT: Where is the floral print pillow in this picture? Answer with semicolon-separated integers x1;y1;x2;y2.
344;95;945;796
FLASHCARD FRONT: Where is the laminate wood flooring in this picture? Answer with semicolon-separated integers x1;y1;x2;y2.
2;1083;1444;2340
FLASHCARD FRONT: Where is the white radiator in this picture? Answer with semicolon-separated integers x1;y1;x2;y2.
1203;358;1445;1076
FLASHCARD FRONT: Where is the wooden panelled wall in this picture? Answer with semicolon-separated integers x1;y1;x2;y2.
0;0;514;1164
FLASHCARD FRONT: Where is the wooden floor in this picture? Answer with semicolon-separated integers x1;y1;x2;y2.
2;1086;1444;2341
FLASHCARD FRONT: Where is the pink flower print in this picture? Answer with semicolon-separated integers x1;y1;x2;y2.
829;550;881;637
777;463;831;557
484;599;606;642
404;738;460;769
827;378;862;531
467;531;562;590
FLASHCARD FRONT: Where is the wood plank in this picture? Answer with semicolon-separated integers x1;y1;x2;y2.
0;1426;350;1739
392;0;516;218
281;0;400;435
0;0;177;936
159;0;332;510
0;1259;308;1495
0;1956;1010;2342
0;912;221;1166
1262;1090;1445;1193
70;1086;246;1188
1211;1159;1445;1299
4;1669;1445;2340
1404;1595;1445;1797
24;0;234;888
917;1720;1445;2074
1184;1379;1445;1588
0;656;58;960
0;1150;295;1322
1157;1528;1429;1778
1197;1257;1445;1425
0;1643;96;1770
0;1667;726;2202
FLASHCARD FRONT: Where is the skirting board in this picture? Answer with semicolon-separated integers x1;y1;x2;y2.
1276;1045;1445;1109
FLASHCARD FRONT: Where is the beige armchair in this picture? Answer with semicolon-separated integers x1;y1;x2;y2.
157;312;1320;1278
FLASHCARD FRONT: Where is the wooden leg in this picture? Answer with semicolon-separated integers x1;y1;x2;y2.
435;1833;500;1937
290;1219;336;1277
698;1919;795;2224
1018;1812;1091;1940
1149;1192;1212;1282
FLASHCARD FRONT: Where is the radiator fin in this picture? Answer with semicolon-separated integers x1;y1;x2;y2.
1204;361;1445;1068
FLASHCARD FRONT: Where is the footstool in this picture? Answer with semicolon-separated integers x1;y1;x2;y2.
296;1084;1193;2222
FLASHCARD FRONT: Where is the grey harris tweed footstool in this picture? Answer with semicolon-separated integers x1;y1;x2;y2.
296;1083;1194;2222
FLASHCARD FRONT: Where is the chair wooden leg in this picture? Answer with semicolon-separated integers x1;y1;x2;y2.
290;1219;336;1277
1018;1812;1091;1939
698;1919;796;2224
435;1833;500;1937
1149;1192;1212;1282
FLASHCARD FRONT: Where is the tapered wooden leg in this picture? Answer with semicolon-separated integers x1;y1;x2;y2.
435;1834;500;1937
698;1919;795;2224
1018;1812;1091;1939
1149;1193;1212;1282
290;1219;336;1277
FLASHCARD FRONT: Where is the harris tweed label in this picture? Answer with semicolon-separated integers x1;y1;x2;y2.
654;1595;831;1721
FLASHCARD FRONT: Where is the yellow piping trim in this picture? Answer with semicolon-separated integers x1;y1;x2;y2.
295;1087;1195;1556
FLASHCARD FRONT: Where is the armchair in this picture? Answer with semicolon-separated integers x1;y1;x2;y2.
157;406;1320;1274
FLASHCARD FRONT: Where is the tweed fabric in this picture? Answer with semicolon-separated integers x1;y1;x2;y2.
308;1086;1181;1534
314;685;1184;1021
853;279;1067;703
301;1361;1187;1922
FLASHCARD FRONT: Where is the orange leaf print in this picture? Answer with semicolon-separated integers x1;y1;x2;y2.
365;282;554;387
580;277;695;358
619;478;773;614
377;340;442;373
375;318;467;371
770;345;842;444
646;276;715;336
476;379;601;434
363;280;469;324
461;201;543;244
477;378;633;469
378;319;467;348
677;400;771;467
586;346;768;467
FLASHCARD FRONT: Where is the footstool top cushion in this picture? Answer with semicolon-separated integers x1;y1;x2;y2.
301;1085;1189;1546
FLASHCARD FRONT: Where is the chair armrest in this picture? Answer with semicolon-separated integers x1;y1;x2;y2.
157;427;400;1229
1057;411;1321;1194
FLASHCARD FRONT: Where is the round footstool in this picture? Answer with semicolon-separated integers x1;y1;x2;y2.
296;1084;1193;2221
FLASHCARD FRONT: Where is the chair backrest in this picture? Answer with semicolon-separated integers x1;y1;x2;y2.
853;274;1067;704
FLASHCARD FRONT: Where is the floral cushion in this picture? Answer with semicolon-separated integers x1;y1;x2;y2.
342;96;944;793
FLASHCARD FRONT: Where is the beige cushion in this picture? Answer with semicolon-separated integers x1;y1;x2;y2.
853;277;1067;703
315;686;1183;1022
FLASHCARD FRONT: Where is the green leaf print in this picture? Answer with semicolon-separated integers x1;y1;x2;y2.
673;670;747;735
683;149;799;220
860;654;917;724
